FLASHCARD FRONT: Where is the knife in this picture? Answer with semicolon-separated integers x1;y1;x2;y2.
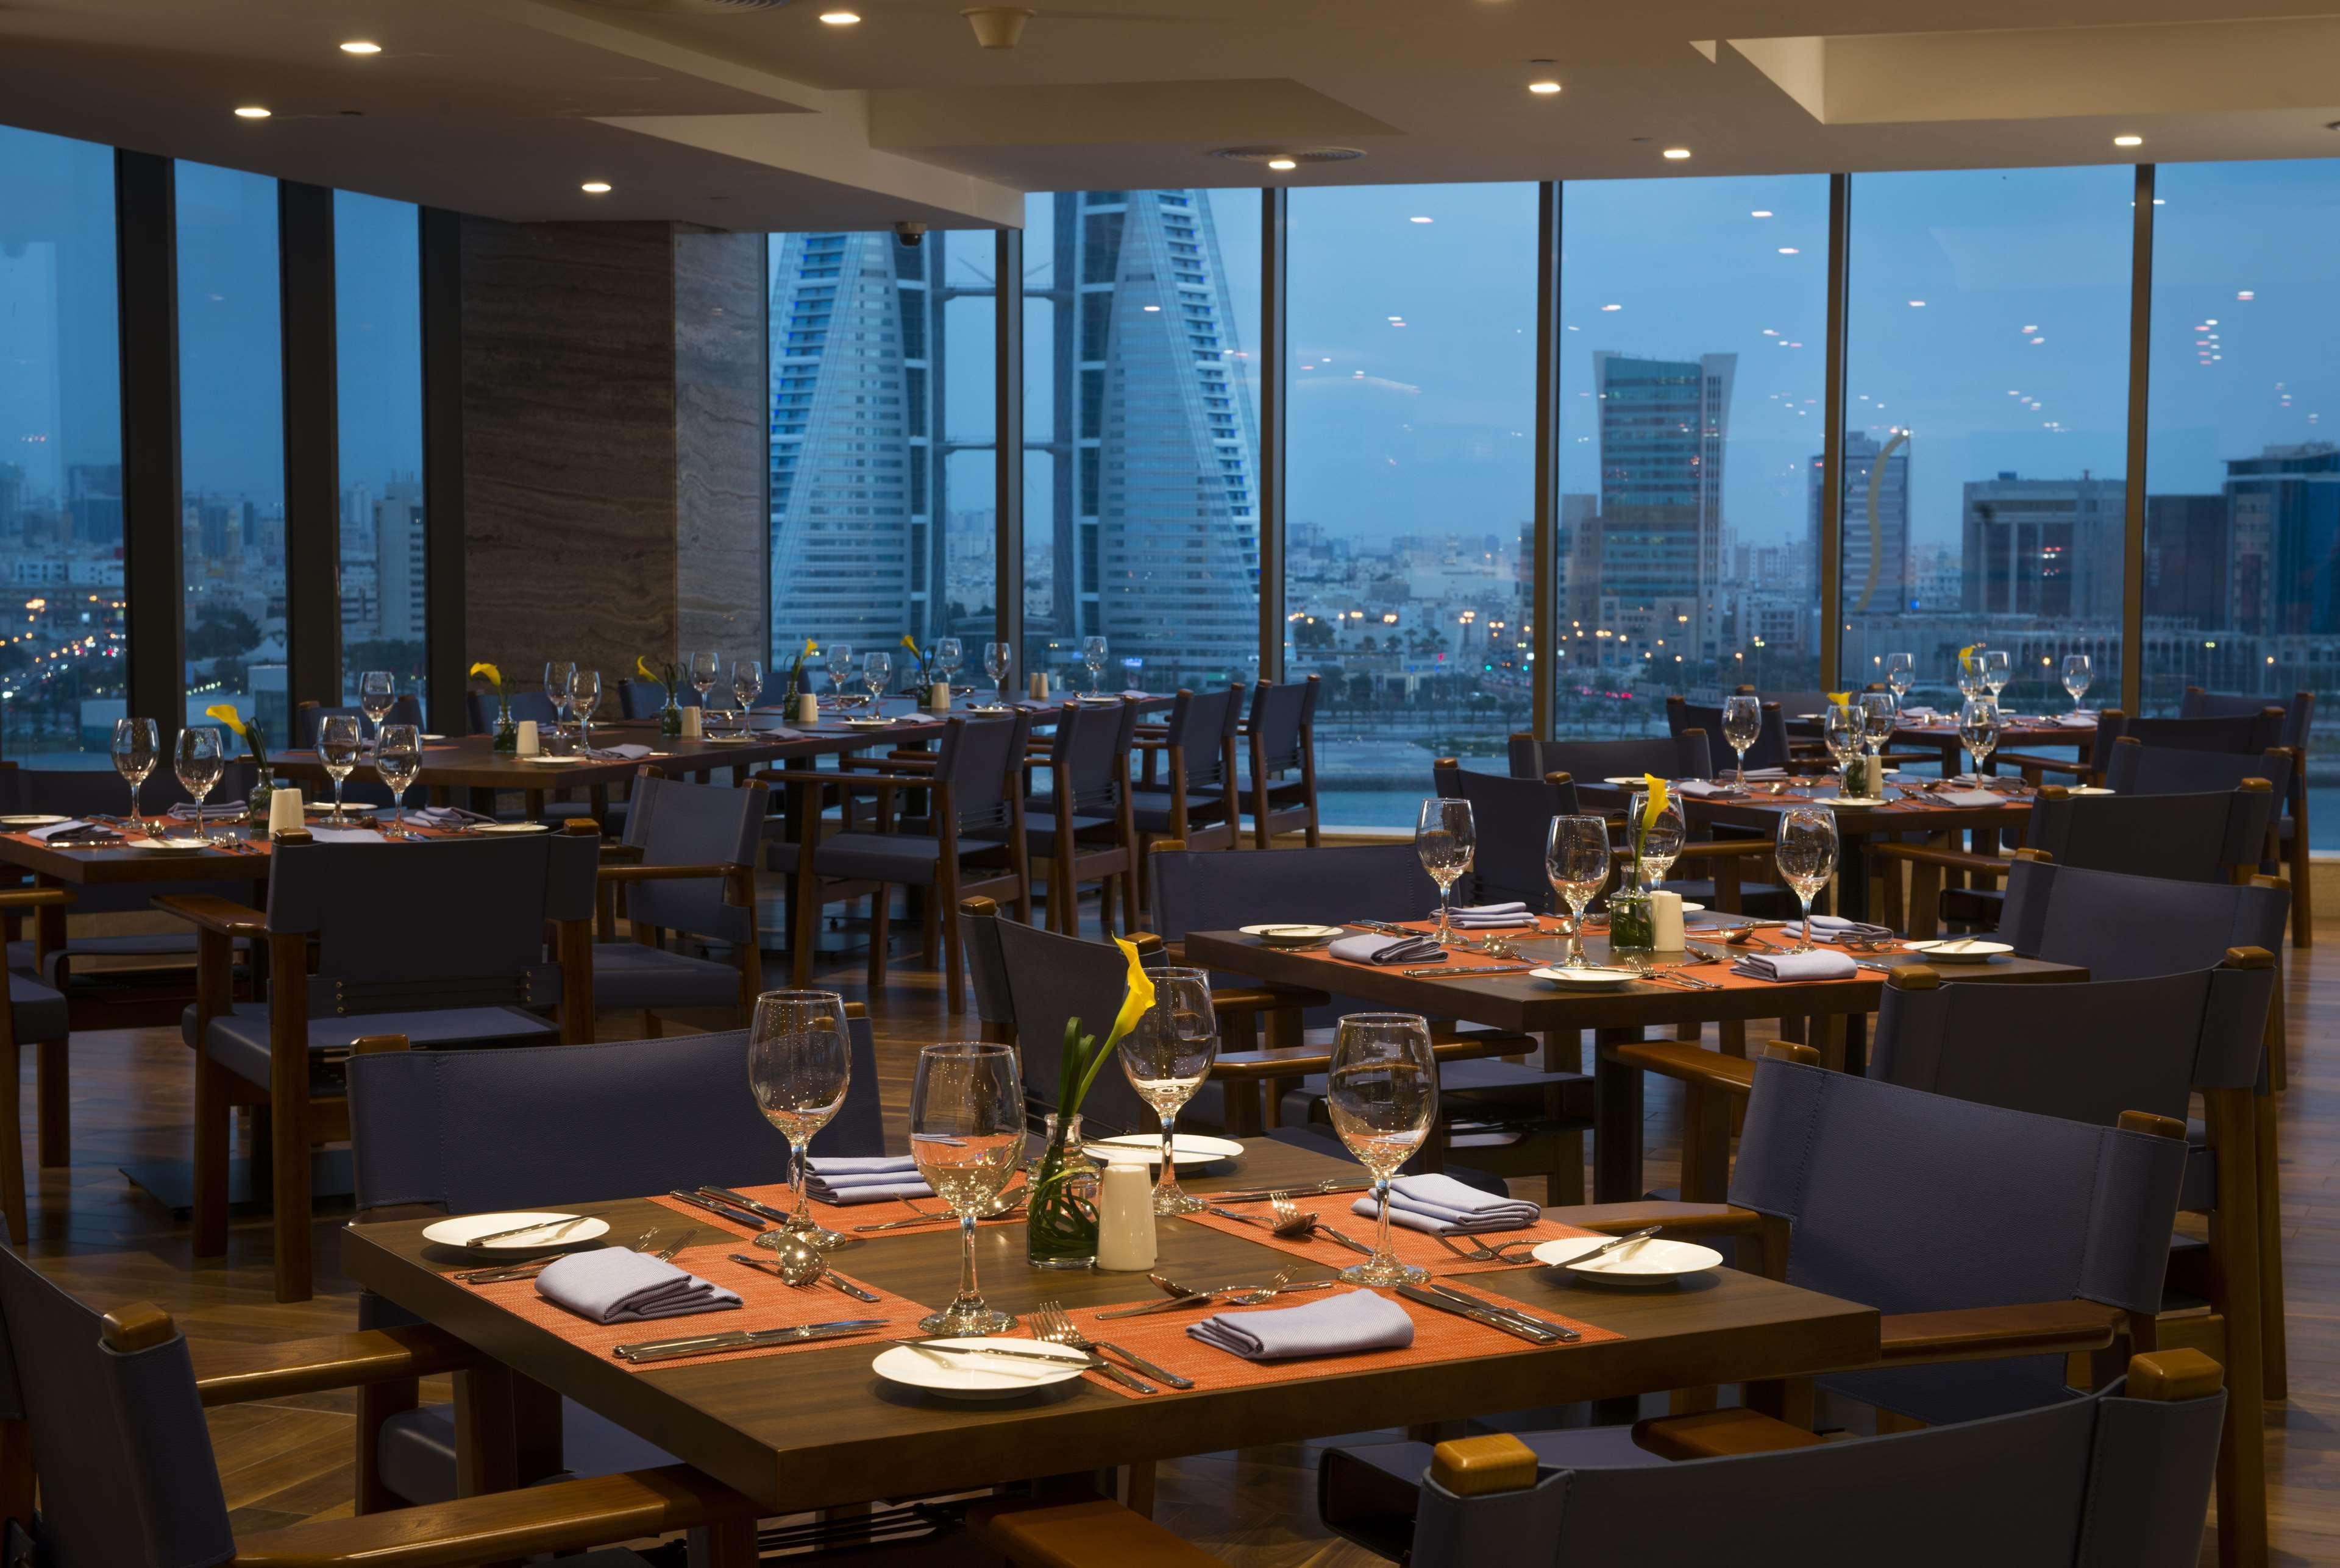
665;1189;769;1230
700;1187;797;1226
1423;1283;1581;1343
898;1339;1158;1396
611;1318;887;1364
463;1214;591;1249
1563;1225;1661;1268
724;1253;884;1302
1395;1283;1565;1345
1404;963;1536;978
1095;1292;1214;1320
1204;1181;1373;1205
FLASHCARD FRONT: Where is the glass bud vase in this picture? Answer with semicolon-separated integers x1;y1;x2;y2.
658;695;684;737
245;763;275;829
491;700;518;753
1843;752;1874;799
1025;1111;1099;1270
1608;868;1657;956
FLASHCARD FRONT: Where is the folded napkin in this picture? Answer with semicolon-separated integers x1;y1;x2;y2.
1731;949;1858;982
805;1154;933;1205
168;801;247;821
586;743;653;761
1328;932;1443;966
410;805;499;827
1743;766;1787;779
1901;706;1937;721
1674;779;1732;798
2056;712;2097;727
1187;1288;1415;1362
1933;789;2005;808
26;820;102;842
1793;915;1894;943
305;826;387;844
1120;689;1150;699
745;725;806;740
535;1247;742;1325
1353;1172;1543;1236
1447;901;1536;930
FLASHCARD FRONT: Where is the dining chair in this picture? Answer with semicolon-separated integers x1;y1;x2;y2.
616;676;703;718
1129;684;1245;902
1023;697;1141;937
2182;690;2314;944
1240;676;1323;849
0;883;69;1246
0;1240;763;1566
1431;759;1575;910
591;771;765;1038
2110;729;2309;948
1667;695;1792;773
466;687;559;733
2097;704;2288;758
161;825;602;1301
344;1017;881;1509
296;695;424;746
1509;728;1715;782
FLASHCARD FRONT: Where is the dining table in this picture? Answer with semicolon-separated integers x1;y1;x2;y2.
340;1136;1879;1514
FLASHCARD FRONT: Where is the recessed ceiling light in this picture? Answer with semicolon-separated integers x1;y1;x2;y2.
1908;299;1926;307
1777;246;1799;255
340;40;382;55
1601;303;1621;311
1527;80;1562;94
1267;157;1298;171
1409;216;1433;224
1749;209;1773;218
1662;147;1691;160
581;181;613;194
819;9;861;21
2113;134;2143;147
233;105;271;119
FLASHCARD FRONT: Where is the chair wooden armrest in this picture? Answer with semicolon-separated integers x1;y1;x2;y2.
1542;1200;1773;1238
1873;1300;2128;1364
1865;842;2025;879
0;886;73;910
1602;1040;1757;1096
1131;737;1170;751
596;862;738;885
1632;1407;1825;1461
967;1495;1225;1568
1994;750;2090;776
1126;931;1165;960
152;894;266;937
194;1324;479;1407
596;843;646;865
227;1463;759;1568
1211;1031;1519;1081
1431;1434;1539;1494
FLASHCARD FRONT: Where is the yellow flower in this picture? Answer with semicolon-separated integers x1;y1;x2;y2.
802;638;817;658
469;661;503;688
1958;644;1980;664
203;703;247;738
1105;938;1157;1045
900;634;920;655
636;655;656;681
1826;690;1851;707
1639;773;1670;835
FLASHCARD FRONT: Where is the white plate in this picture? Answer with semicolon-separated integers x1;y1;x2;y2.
1904;938;2014;963
1531;1234;1723;1285
2067;785;2114;796
1240;923;1345;948
1826;796;1887;808
1531;965;1640;991
306;801;375;815
1603;775;1657;788
419;733;446;740
842;717;896;729
1076;697;1125;706
0;815;68;829
1083;1132;1244;1169
702;734;763;744
967;704;1012;714
125;837;213;855
519;756;588;765
872;1336;1090;1399
1677;901;1706;913
421;1211;609;1255
470;821;551;834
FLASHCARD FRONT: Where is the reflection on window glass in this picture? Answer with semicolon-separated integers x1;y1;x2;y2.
177;161;287;742
0;126;124;764
1557;176;1828;735
1842;168;2133;714
1022;190;1261;698
333;191;423;706
1289;183;1535;827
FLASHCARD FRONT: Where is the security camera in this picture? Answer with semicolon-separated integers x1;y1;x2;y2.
894;221;928;248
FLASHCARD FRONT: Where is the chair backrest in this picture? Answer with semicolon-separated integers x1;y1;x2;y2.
346;1022;883;1215
1161;685;1243;792
1147;840;1451;939
1047;698;1137;817
1408;1364;2224;1568
2181;686;2313;751
617;677;680;718
1997;859;2291;980
2024;785;2274;884
932;713;1031;840
1432;760;1577;911
2102;737;2293;803
2095;706;2283;757
0;1244;236;1567
1246;678;1317;776
1510;729;1714;782
1668;696;1789;772
297;696;422;747
959;898;1015;1038
1730;1055;2187;1424
618;772;765;945
268;834;599;1013
466;689;560;732
1743;686;1832;719
990;916;1153;1136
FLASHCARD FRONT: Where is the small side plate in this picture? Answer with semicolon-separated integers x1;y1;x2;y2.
1531;1235;1723;1285
0;815;69;829
421;1211;609;1256
306;802;375;815
1827;795;1887;807
1083;1132;1243;1168
470;821;552;834
1240;923;1344;948
872;1337;1089;1399
519;756;588;766
124;837;212;855
1904;938;2014;963
1530;966;1638;991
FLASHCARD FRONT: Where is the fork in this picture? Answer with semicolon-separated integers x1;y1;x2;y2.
1030;1301;1193;1390
1274;1194;1376;1257
457;1227;658;1285
1429;1231;1542;1265
652;1229;692;1262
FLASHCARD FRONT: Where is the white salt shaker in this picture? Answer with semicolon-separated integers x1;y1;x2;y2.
515;719;540;757
795;692;819;725
929;679;951;712
680;704;703;739
1094;1160;1158;1271
266;789;304;837
1649;889;1686;951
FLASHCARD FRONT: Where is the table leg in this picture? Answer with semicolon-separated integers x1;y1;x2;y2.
35;1041;66;1168
1593;1026;1645;1204
1840;833;1874;925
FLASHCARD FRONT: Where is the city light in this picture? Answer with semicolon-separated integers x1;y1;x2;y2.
340;40;382;54
1527;81;1562;95
580;182;612;194
233;105;270;119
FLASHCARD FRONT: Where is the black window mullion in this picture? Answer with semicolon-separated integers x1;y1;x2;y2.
114;150;183;739
277;181;341;710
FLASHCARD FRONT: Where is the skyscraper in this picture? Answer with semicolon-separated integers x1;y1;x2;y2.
1592;351;1734;653
1960;472;2124;622
2223;442;2340;635
1811;430;1911;614
374;480;425;644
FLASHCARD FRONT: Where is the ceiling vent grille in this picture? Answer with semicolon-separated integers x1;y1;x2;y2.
1211;146;1365;165
572;0;791;14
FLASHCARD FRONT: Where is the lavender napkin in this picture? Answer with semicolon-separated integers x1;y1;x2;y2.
1791;915;1894;943
586;743;654;761
27;820;101;842
306;826;388;844
1934;789;2005;808
410;805;499;827
2056;712;2097;727
806;1154;933;1205
168;801;247;821
1673;780;1731;798
1730;949;1858;982
1188;1288;1414;1361
1446;901;1535;930
1353;1173;1542;1235
535;1248;741;1324
1329;932;1442;966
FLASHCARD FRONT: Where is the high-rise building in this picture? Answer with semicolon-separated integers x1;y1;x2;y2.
1960;471;2124;622
1592;351;1733;653
2143;494;2228;625
374;480;425;643
1810;430;1911;614
66;462;121;545
2223;442;2340;635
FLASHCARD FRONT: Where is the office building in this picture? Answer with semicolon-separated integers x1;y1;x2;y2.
1593;351;1733;652
1960;471;2124;622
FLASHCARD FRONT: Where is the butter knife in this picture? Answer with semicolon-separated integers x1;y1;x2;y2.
462;1214;590;1249
1423;1282;1581;1343
611;1318;887;1364
1403;963;1536;978
700;1187;796;1226
1095;1292;1214;1320
665;1189;769;1230
1395;1283;1564;1344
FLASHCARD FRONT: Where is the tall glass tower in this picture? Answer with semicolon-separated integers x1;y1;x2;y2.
1593;350;1734;657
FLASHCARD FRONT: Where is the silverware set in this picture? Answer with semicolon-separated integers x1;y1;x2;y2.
1395;1282;1580;1344
1031;1301;1191;1391
613;1318;888;1364
454;1226;661;1285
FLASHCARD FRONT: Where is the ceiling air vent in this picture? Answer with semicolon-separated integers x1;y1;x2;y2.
1211;146;1366;166
572;0;791;13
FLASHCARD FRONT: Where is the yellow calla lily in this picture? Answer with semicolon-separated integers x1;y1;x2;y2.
1640;773;1670;835
1958;644;1980;665
900;634;919;655
636;655;656;681
203;703;247;738
802;638;817;658
1826;690;1851;707
1106;937;1157;1045
469;661;503;688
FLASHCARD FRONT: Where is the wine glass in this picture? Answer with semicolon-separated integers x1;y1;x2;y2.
689;651;720;706
359;670;396;740
1884;651;1915;701
544;661;576;738
1955;647;1985;700
112;717;158;834
1857;690;1896;767
746;989;853;1251
1822;702;1862;788
375;723;421;838
1545;814;1612;968
1720;694;1763;787
1981;649;2011;703
732;658;765;712
862;650;892;706
934;637;963;690
1774;808;1838;954
1116;967;1218;1215
174;726;223;843
1325;1013;1439;1287
1081;635;1109;698
984;640;1012;701
823;645;852;700
317;715;363;827
1414;798;1474;946
907;1041;1025;1336
2062;654;2093;711
1959;696;2002;782
570;669;602;752
1629;790;1684;890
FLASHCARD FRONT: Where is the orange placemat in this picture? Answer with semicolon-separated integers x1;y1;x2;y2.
1300;920;1887;993
1059;1285;1617;1399
1;821;474;856
650;1179;1029;1240
1181;1194;1593;1277
464;1243;933;1372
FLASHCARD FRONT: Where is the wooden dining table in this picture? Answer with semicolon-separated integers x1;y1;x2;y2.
342;1137;1877;1515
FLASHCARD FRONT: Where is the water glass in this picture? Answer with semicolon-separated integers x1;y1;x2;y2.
908;1041;1025;1336
1415;797;1474;946
746;989;853;1250
822;647;851;698
359;670;396;737
1116;967;1218;1215
544;661;576;735
1081;635;1109;697
1721;694;1762;786
1774;808;1839;953
1822;703;1862;780
1884;651;1914;699
984;640;1013;699
375;723;421;837
934;637;963;687
2063;654;2093;711
732;658;765;712
1981;649;2011;701
1326;1013;1438;1286
689;651;720;704
1857;690;1896;760
112;717;159;833
862;650;892;706
1629;790;1684;889
1960;697;2002;780
318;715;363;827
1956;648;1985;700
570;669;602;751
174;726;224;842
1545;814;1612;968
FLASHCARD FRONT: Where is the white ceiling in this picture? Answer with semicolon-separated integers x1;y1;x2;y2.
6;0;2340;230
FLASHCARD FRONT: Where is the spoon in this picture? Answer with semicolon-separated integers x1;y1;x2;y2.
752;1234;883;1302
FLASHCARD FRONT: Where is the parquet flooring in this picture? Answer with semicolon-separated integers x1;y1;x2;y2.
14;929;2335;1564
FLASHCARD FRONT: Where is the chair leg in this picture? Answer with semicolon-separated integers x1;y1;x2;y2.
791;881;819;987
0;1044;25;1247
866;885;890;990
34;1038;66;1168
1120;859;1140;935
1050;854;1074;937
942;903;966;1015
192;1058;232;1257
272;1094;314;1303
2258;1093;2288;1402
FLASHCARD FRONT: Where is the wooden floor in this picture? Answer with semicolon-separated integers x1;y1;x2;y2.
18;926;2338;1564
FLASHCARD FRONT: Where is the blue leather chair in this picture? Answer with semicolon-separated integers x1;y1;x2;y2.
592;772;766;1036
1510;729;1715;782
1130;685;1246;881
1432;760;1576;912
1023;698;1140;937
1240;676;1322;850
466;687;559;733
1667;694;1791;774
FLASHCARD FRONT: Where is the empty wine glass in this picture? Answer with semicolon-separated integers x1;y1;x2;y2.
111;717;158;834
570;669;602;752
1884;651;1915;700
1822;701;1862;787
1720;694;1763;787
1981;649;2011;703
359;670;396;740
174;726;224;843
746;989;853;1250
544;661;576;737
1956;647;1986;700
1857;690;1896;766
862;650;892;706
1414;798;1473;946
1081;635;1109;698
375;723;421;838
934;637;963;690
984;640;1012;701
1117;967;1218;1215
822;645;852;700
2063;654;2093;711
1546;814;1612;968
1960;696;2002;781
732;658;764;712
318;714;363;827
908;1041;1025;1336
689;651;720;706
1774;808;1839;954
1630;790;1684;889
1325;1013;1438;1287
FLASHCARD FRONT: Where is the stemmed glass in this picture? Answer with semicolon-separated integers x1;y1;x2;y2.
570;669;602;752
732;659;764;713
1081;636;1109;698
544;661;576;739
1545;814;1612;968
1884;651;1915;701
1774;809;1838;954
174;726;223;843
1959;696;2002;782
1956;648;1986;701
318;715;363;827
1117;967;1218;1215
1629;790;1684;890
934;637;963;692
112;717;158;834
1857;690;1896;773
1720;694;1762;787
1981;649;2011;704
689;651;720;707
375;724;421;838
1414;798;1474;947
2063;654;2093;711
1325;1013;1439;1287
984;640;1012;702
1823;702;1862;790
824;645;852;700
746;989;853;1251
907;1041;1025;1336
359;670;396;740
862;650;892;708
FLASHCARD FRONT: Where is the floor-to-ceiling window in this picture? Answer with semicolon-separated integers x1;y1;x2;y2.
1841;168;2134;712
175;161;287;742
1288;183;1537;826
0;127;124;765
332;191;423;705
1556;176;1829;736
